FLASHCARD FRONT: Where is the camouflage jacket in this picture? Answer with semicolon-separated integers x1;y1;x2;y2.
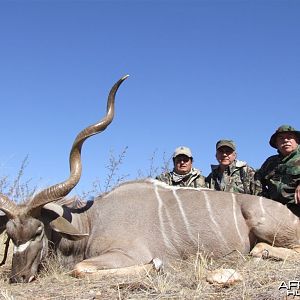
205;160;260;194
255;146;300;205
155;168;206;188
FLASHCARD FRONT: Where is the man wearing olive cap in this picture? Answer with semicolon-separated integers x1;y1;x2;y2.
156;146;206;188
256;125;300;215
206;140;260;194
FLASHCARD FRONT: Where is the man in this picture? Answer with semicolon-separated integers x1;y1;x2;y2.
156;146;206;188
206;140;259;194
256;125;300;214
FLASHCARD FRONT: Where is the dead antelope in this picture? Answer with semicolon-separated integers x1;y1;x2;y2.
1;75;300;284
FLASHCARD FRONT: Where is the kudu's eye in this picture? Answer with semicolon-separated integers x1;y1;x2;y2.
33;226;43;240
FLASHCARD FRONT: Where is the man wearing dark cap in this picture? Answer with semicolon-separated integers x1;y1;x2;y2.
206;140;259;194
156;146;206;188
256;125;300;214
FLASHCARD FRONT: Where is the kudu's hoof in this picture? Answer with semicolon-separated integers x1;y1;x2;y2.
206;268;243;285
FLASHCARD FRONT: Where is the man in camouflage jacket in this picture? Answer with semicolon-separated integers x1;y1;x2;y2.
255;125;300;215
156;146;206;188
206;140;260;194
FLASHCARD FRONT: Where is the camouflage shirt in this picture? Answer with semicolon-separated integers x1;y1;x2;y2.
255;146;300;205
205;160;260;194
155;168;206;188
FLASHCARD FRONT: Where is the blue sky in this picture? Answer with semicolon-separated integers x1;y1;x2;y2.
0;0;299;197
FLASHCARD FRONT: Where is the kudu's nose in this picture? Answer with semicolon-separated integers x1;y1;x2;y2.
9;273;35;284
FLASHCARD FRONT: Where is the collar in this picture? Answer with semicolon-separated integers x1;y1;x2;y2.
278;145;300;162
211;160;246;174
171;168;200;182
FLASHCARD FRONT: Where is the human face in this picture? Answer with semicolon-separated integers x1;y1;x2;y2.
174;155;192;175
275;132;299;157
216;146;236;169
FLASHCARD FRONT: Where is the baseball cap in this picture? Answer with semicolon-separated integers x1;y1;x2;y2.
173;146;193;158
216;140;236;151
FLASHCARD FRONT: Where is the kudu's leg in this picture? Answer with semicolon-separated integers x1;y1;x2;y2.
250;217;300;260
72;253;162;278
241;197;300;260
251;242;300;260
74;262;155;279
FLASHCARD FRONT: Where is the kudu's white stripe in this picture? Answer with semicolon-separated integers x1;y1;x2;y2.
41;236;47;260
153;182;176;250
13;241;30;253
259;196;266;217
203;191;229;248
172;189;194;241
231;193;244;245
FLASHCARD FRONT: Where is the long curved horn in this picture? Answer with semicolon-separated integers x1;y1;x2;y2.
28;75;129;213
0;194;20;219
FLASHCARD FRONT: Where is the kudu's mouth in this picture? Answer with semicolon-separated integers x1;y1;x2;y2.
9;273;36;284
9;253;41;284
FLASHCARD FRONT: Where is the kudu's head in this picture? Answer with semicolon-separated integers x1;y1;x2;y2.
0;75;128;283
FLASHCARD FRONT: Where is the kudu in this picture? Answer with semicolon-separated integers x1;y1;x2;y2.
1;76;300;284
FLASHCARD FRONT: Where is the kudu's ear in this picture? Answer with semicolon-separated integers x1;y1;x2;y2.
42;202;64;218
49;217;89;241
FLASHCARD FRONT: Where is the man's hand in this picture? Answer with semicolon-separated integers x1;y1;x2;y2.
295;185;300;204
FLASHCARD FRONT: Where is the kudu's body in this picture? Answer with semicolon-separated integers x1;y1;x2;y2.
1;75;300;283
66;181;300;275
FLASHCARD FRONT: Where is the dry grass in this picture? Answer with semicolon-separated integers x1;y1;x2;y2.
0;235;299;300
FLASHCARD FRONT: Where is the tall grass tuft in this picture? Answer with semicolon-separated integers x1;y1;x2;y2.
0;156;37;204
